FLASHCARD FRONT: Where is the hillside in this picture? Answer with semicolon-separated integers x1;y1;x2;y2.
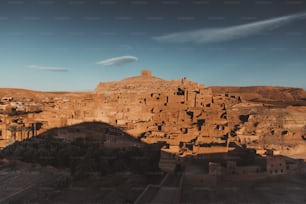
210;86;306;106
0;71;305;158
1;122;161;176
0;122;163;203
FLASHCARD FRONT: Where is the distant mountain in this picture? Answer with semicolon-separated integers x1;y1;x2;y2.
210;86;306;105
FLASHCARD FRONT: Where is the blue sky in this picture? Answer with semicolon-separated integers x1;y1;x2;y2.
0;0;306;91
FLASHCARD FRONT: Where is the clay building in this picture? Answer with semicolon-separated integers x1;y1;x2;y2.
93;70;241;155
266;155;287;175
0;71;241;153
1;70;305;159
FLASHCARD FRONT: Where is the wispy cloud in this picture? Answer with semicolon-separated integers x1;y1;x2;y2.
154;12;306;44
97;55;138;66
28;65;69;72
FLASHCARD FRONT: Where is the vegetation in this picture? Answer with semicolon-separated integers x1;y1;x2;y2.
0;134;161;180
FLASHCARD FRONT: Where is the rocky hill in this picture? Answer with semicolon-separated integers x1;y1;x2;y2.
0;70;305;159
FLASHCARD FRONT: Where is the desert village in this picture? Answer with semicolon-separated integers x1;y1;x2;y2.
0;70;306;182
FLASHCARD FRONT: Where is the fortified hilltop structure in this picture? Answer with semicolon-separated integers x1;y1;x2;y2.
0;70;306;157
95;70;240;154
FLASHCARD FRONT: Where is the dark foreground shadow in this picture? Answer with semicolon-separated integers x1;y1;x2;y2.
0;122;164;204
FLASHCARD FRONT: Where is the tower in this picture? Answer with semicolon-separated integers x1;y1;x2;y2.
141;70;152;77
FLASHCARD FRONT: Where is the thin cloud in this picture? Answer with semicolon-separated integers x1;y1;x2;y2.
97;56;138;66
28;65;69;72
154;12;306;44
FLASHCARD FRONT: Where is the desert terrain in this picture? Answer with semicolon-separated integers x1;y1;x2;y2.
0;70;306;203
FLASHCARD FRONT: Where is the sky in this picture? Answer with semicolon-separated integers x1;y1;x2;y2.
1;0;306;91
